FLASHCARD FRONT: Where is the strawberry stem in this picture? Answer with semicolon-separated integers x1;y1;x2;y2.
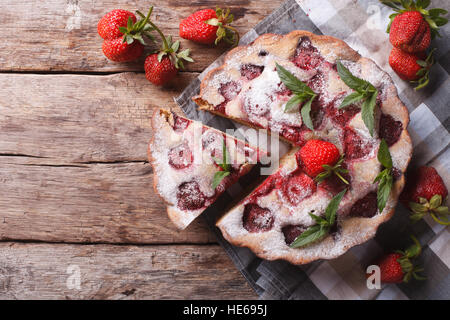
430;212;450;225
223;25;240;47
146;21;169;51
139;7;153;31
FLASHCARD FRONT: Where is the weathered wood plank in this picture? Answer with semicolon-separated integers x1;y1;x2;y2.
0;72;219;243
0;72;194;163
0;157;216;244
0;242;256;299
0;0;282;73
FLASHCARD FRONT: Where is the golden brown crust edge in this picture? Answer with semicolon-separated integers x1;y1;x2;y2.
148;108;189;230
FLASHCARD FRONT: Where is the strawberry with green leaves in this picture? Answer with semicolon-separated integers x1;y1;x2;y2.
381;0;448;52
370;235;425;283
143;11;193;86
98;8;155;62
401;166;449;225
389;47;435;90
290;189;347;248
298;139;349;185
179;7;240;46
336;60;379;136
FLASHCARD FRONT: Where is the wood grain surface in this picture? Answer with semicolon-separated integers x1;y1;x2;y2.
0;73;218;244
0;0;284;299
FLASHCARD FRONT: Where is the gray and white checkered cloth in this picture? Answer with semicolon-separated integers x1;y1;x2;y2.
175;0;450;300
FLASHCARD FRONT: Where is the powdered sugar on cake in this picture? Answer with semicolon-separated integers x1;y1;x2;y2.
149;110;264;229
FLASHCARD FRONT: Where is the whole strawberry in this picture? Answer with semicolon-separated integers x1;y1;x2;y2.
98;8;155;62
145;54;178;86
179;7;240;46
390;11;431;53
389;47;435;90
369;236;425;283
401;166;449;225
102;38;144;63
144;28;193;86
382;0;448;46
98;9;136;40
298;140;349;184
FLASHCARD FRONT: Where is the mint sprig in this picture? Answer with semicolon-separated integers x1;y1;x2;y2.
212;140;232;189
275;63;317;130
336;60;379;136
290;189;347;248
373;139;394;213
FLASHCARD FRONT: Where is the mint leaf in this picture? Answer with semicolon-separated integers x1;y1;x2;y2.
309;212;328;226
276;63;317;130
289;225;328;248
212;140;232;188
213;140;231;171
284;94;304;113
377;139;393;169
325;189;347;226
212;170;230;189
276;63;314;95
222;140;229;169
338;91;364;109
374;139;394;213
336;60;370;92
301;96;315;130
360;90;378;136
290;189;346;249
376;170;393;213
336;60;378;136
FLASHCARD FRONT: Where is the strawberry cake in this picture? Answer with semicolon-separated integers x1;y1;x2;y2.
149;109;265;229
192;30;413;264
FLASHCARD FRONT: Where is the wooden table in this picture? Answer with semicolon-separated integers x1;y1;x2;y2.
0;0;284;299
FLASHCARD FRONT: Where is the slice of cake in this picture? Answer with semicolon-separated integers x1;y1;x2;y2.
148;109;265;229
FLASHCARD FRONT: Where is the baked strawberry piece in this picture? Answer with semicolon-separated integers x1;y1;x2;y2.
149;109;266;229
